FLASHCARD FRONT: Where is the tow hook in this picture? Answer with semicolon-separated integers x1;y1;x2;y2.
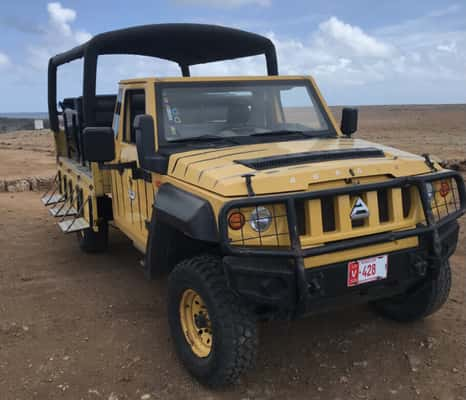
308;272;324;296
411;257;428;277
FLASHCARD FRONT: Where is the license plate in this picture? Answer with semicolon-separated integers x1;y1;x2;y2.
347;255;388;287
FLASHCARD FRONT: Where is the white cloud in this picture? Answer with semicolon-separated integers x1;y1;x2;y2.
26;2;92;70
174;0;270;8
1;4;465;111
317;17;394;58
47;2;76;36
0;52;10;68
436;42;457;53
189;14;466;104
427;4;461;18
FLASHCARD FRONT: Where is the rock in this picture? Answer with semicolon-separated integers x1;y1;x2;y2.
353;360;368;368
57;383;69;392
441;159;466;172
6;179;31;192
31;177;54;191
404;353;421;372
339;376;349;384
141;395;151;400
108;393;119;400
0;181;5;192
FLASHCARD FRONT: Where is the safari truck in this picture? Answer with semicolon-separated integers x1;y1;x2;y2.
42;24;466;386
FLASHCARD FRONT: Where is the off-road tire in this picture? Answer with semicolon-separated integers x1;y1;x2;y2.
76;222;108;253
373;262;451;322
168;254;257;387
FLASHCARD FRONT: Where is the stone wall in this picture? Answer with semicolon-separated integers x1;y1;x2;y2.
0;177;54;193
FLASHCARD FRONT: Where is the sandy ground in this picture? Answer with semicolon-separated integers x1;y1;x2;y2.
0;130;55;180
0;105;465;400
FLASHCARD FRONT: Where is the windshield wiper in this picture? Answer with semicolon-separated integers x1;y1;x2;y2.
169;134;241;145
250;130;329;138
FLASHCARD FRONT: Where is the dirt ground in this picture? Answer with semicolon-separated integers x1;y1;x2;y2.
0;105;465;400
0;130;55;180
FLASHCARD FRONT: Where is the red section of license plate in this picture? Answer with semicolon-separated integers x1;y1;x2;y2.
347;255;388;287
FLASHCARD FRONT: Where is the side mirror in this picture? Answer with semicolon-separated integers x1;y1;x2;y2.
82;127;115;162
340;107;358;137
133;114;168;174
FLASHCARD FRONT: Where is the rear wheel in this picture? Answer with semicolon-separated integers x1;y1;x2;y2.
76;222;108;253
373;262;451;322
168;255;257;387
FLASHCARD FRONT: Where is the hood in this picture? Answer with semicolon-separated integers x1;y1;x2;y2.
167;138;434;197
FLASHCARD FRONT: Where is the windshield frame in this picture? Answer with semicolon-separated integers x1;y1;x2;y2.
154;78;337;148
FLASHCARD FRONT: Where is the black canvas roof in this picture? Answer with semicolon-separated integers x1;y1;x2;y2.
48;23;278;131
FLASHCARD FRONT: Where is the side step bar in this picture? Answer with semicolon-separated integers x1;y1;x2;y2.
49;205;77;217
41;174;92;234
58;218;90;233
41;174;64;206
42;192;65;206
57;195;90;233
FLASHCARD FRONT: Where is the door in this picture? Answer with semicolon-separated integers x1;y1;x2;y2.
111;88;155;251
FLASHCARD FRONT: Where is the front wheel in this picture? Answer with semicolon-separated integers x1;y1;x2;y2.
373;262;452;322
168;255;257;387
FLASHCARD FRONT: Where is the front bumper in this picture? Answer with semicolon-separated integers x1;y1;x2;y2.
223;220;460;318
220;171;466;318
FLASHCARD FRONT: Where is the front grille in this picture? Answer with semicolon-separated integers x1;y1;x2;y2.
223;174;465;251
298;184;423;248
321;196;336;232
377;189;389;222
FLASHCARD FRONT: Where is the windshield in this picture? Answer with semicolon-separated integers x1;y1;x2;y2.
156;80;333;143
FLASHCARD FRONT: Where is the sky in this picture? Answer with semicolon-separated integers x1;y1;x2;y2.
0;0;465;112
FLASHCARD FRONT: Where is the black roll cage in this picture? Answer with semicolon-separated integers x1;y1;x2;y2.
48;23;279;132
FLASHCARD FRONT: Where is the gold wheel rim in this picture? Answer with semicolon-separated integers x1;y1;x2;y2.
179;289;212;358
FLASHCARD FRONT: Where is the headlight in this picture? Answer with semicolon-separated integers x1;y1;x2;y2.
425;182;434;202
250;206;272;232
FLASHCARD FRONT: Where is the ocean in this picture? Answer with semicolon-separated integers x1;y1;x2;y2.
0;112;49;119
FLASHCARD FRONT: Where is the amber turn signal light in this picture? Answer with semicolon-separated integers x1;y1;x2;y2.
228;212;245;230
439;180;450;197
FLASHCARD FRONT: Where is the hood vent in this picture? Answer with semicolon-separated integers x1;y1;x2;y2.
234;147;385;171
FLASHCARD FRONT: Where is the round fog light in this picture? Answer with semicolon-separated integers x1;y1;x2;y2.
228;212;245;230
250;206;272;232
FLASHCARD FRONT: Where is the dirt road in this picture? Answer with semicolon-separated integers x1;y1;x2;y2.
1;105;465;399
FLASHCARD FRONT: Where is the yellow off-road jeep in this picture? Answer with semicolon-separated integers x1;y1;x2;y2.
42;24;465;386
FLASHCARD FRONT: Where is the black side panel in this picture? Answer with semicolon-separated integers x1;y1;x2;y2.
153;183;218;242
145;215;179;279
145;184;218;279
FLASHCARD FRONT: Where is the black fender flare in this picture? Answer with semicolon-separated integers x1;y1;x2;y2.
145;183;219;278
